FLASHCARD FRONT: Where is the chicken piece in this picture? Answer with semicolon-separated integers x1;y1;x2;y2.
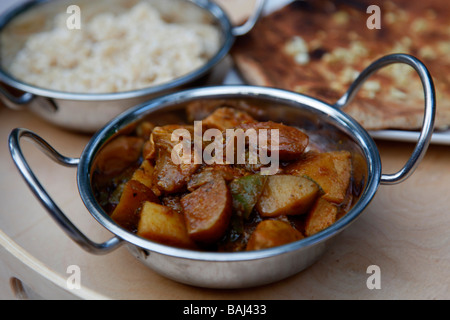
161;195;184;214
246;219;304;251
151;125;201;194
153;148;200;194
202;107;256;130
236;121;309;161
151;124;195;153
186;100;263;123
181;177;232;244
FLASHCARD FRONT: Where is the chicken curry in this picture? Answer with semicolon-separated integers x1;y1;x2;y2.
91;100;358;252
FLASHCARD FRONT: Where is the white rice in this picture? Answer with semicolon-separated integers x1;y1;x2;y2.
8;1;221;93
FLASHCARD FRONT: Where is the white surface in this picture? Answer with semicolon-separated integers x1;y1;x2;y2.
369;130;450;145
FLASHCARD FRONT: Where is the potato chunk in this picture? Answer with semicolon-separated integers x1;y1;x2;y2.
110;180;159;231
181;177;232;244
137;202;196;249
285;151;352;204
256;175;320;217
131;160;154;189
304;197;338;236
246;220;304;251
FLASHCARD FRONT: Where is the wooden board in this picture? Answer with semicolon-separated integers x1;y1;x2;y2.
0;0;449;300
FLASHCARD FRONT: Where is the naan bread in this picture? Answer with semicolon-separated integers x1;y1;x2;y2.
231;0;450;131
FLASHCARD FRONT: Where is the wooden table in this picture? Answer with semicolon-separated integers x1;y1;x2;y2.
1;0;449;300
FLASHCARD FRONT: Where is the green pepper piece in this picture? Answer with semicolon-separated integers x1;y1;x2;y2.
229;175;268;220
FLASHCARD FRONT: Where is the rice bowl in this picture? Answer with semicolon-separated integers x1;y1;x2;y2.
0;0;264;131
7;1;221;93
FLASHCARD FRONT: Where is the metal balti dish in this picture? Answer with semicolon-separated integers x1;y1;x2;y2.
0;0;265;133
9;54;435;289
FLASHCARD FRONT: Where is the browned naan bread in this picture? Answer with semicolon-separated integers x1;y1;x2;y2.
231;0;450;131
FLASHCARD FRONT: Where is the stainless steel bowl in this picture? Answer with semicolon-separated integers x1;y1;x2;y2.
0;0;265;132
9;54;435;288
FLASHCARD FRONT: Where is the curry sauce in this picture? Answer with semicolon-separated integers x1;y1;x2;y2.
92;101;359;252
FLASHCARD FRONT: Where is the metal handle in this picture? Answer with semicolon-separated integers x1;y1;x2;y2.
231;0;265;36
334;54;436;185
8;128;123;255
0;84;34;110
